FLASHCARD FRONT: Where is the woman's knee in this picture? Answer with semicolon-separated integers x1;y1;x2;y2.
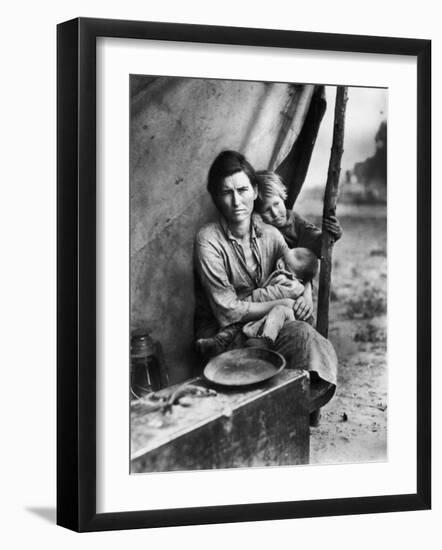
281;319;315;338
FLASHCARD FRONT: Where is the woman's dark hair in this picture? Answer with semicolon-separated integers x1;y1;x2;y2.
207;150;256;202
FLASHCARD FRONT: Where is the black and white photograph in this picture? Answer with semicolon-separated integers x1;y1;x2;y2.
129;75;388;473
0;0;437;543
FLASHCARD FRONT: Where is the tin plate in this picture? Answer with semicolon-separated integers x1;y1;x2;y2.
203;348;286;387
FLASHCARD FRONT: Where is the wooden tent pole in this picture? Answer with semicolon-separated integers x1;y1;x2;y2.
316;86;348;338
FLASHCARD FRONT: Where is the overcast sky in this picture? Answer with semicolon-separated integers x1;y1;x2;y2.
304;85;388;188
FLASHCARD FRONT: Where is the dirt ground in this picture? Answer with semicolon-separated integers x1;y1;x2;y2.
300;202;388;465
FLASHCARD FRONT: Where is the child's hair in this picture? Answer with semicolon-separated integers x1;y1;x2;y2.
284;247;319;283
255;170;287;210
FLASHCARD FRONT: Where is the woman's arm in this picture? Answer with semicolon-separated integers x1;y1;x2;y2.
241;298;295;323
195;241;250;328
195;235;296;327
293;281;314;321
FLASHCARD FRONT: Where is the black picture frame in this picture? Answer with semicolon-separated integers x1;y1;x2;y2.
57;17;431;532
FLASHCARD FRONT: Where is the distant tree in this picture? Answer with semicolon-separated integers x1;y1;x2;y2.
353;120;387;186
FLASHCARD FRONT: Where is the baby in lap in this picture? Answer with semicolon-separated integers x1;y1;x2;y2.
196;247;318;357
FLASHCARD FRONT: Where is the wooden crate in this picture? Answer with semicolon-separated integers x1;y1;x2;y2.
131;369;310;473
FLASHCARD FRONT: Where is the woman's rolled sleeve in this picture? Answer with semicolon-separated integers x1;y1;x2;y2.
195;241;250;328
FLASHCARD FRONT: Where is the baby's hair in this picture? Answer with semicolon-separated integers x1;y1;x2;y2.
284;247;319;283
255;170;287;210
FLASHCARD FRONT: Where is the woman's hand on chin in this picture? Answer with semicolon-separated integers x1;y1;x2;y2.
293;295;313;321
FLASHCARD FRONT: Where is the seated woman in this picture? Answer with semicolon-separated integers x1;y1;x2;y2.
193;151;338;413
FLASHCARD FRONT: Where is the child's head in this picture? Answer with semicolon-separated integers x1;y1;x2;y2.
254;171;288;228
282;247;318;283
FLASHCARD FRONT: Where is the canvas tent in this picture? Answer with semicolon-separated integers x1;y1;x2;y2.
130;76;326;383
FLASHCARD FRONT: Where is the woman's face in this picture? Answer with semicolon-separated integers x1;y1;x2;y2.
216;171;257;225
259;195;287;227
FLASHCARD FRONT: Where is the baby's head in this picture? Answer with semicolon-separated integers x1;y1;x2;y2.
280;247;318;283
254;171;288;228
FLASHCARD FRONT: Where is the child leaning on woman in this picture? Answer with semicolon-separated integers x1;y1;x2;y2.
254;170;342;256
